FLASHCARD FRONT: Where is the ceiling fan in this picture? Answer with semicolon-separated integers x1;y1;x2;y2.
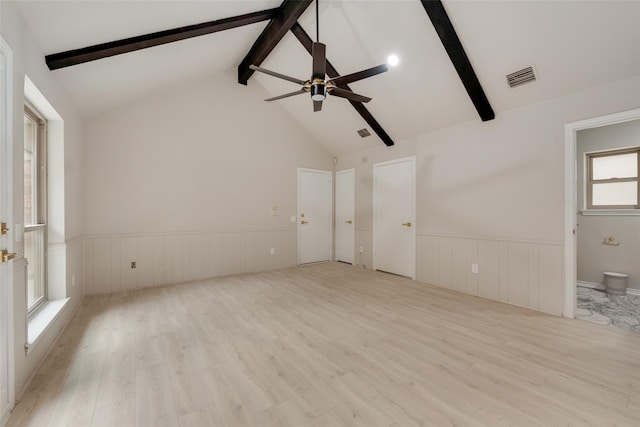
250;0;388;112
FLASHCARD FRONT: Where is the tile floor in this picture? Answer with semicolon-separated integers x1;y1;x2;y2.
576;286;640;332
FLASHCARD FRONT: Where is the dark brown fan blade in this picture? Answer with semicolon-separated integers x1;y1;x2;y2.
329;87;372;103
312;42;326;79
327;64;388;87
265;89;307;102
250;65;306;85
313;100;323;112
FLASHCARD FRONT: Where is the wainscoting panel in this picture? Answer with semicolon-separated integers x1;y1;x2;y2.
437;238;453;289
110;238;121;292
88;239;111;295
451;239;467;294
538;244;563;315
121;237;137;291
138;236;154;290
508;242;529;308
499;242;509;303
152;236;165;287
417;234;563;315
528;245;540;311
478;240;500;301
465;240;479;296
84;230;297;295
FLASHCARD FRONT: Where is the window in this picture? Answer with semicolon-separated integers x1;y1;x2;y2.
24;104;47;314
586;148;639;209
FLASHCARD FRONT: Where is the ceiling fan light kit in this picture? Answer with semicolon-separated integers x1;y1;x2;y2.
310;80;326;101
250;0;388;112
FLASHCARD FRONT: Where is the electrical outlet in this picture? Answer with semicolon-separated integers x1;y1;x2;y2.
131;261;136;269
471;264;479;274
359;246;364;253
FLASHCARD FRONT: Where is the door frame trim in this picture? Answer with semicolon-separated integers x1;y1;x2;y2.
372;156;416;279
563;107;640;319
297;167;333;265
335;168;355;264
0;35;15;425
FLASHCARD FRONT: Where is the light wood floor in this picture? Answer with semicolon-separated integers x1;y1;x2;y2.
7;262;640;427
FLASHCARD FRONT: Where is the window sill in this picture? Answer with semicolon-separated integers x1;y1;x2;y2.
27;298;70;355
580;209;640;216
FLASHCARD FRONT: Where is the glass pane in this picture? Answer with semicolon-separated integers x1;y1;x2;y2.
592;181;638;206
24;230;45;309
24;114;37;225
592;153;637;180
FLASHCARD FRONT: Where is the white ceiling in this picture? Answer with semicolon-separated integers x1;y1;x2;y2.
11;0;640;156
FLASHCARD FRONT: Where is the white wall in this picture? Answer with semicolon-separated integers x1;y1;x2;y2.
576;120;640;289
337;75;640;315
83;71;333;294
1;1;84;396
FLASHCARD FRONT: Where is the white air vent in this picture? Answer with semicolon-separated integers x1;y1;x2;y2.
506;66;536;88
357;128;371;138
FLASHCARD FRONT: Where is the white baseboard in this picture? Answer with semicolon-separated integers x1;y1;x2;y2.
577;280;640;296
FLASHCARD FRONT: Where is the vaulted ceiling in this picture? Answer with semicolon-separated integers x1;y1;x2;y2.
11;0;640;156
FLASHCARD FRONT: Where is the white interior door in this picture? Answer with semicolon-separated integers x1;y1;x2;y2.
335;169;354;264
298;168;332;264
0;39;15;425
373;157;415;278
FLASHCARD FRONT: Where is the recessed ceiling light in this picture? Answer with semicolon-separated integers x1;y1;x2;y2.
387;55;399;67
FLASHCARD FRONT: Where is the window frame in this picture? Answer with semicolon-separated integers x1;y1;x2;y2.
586;147;640;210
24;102;48;316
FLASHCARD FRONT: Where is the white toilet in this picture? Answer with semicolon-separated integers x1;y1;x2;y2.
603;272;628;295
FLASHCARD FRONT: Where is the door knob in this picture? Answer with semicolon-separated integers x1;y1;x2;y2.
345;220;352;224
1;249;18;263
402;222;412;227
301;220;308;225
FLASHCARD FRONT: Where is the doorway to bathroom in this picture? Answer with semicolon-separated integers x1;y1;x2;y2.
565;109;640;332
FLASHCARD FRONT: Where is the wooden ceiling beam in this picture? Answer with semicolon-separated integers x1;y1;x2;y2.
238;0;313;85
290;22;395;147
46;8;279;70
419;0;495;121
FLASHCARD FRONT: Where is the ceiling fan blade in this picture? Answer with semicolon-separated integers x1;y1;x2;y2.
329;87;372;103
313;100;323;112
249;65;306;85
265;89;307;102
312;42;326;79
327;64;389;87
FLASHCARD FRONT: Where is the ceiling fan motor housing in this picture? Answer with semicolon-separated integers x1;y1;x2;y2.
311;79;326;101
